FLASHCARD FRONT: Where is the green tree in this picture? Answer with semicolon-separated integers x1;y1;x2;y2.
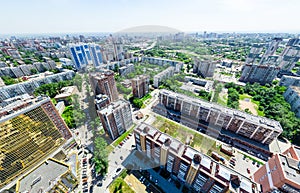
30;68;38;74
93;136;108;175
132;98;143;108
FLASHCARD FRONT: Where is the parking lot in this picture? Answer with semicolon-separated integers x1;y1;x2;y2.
225;151;263;177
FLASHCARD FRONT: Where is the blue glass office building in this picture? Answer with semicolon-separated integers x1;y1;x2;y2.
69;44;103;69
69;44;92;69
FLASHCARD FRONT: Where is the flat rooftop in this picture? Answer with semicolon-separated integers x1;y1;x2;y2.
0;95;50;123
279;154;300;184
160;89;282;132
281;75;300;80
154;66;175;78
143;56;183;64
290;86;300;95
98;99;127;115
17;159;69;193
134;124;258;192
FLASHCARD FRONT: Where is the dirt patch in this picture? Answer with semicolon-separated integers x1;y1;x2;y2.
239;99;258;115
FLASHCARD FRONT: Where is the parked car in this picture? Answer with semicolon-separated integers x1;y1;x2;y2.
116;168;122;173
247;168;251;174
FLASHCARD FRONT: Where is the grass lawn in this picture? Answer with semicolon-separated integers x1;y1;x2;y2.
109;177;134;193
217;93;227;106
239;93;252;100
112;123;136;147
251;99;265;116
152;115;231;160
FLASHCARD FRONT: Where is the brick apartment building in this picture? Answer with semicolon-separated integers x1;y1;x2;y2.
97;99;133;140
153;89;283;159
134;123;259;193
131;75;150;98
253;145;300;193
89;70;119;102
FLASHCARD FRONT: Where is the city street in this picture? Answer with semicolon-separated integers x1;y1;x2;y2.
94;134;136;192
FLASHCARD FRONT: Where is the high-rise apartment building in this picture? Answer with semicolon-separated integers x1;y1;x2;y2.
0;70;75;101
68;44;92;69
279;75;300;87
131;75;150;98
253;145;300;193
153;66;175;88
193;60;217;78
153;90;282;157
239;64;280;85
278;45;300;71
134;123;259;193
246;44;264;64
97;100;133;140
259;38;282;64
89;71;119;102
142;57;183;72
0;95;72;187
283;86;300;118
245;38;300;73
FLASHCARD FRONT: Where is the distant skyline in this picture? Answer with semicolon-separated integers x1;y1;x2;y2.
1;0;300;34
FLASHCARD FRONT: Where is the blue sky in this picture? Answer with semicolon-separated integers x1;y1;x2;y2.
0;0;299;34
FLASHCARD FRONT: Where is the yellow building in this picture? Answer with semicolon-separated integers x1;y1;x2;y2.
0;95;72;188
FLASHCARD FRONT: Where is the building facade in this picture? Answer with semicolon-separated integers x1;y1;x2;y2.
131;75;150;98
153;90;282;158
0;95;72;187
283;86;300;118
89;44;104;67
279;75;300;87
239;64;280;85
0;61;57;78
134;123;259;193
119;63;135;76
97;100;133;140
89;71;119;102
142;57;183;72
0;70;75;101
246;44;264;64
68;44;92;69
253;146;300;193
193;60;217;78
153;66;175;88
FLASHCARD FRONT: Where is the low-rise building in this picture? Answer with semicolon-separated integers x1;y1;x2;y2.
134;123;259;193
283;86;300;117
54;86;78;103
15;158;77;193
55;101;65;115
